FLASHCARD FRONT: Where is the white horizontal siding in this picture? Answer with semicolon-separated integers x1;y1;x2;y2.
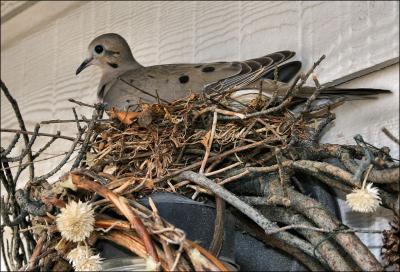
1;1;398;125
0;1;31;19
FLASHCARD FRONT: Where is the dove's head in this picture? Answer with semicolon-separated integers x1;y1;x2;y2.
76;33;138;75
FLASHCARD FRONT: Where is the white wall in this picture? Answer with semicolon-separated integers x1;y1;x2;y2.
1;1;399;132
1;1;399;270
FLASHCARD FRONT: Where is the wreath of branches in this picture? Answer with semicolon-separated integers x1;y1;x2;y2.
1;56;399;271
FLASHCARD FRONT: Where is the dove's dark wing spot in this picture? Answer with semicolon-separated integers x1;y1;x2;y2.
202;66;215;73
179;75;190;84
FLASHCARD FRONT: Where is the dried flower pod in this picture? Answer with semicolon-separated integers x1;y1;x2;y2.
67;245;93;266
145;256;160;271
346;183;382;213
56;200;95;242
74;254;103;271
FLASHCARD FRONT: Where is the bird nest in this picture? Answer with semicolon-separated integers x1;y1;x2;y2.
88;93;311;183
1;57;399;271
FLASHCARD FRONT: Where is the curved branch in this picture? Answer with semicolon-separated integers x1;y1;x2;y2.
273;180;383;271
178;171;327;265
1;79;34;179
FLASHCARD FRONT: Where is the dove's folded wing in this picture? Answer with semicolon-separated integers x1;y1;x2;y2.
100;51;296;110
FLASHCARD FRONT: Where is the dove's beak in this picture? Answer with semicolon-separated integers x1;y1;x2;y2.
76;57;93;75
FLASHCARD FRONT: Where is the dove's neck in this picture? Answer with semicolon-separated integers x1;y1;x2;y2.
98;58;142;101
100;58;141;84
102;57;141;80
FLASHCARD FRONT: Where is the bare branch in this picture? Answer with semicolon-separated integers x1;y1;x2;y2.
1;79;34;179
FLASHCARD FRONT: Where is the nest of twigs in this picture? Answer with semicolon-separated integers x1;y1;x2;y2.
1;56;399;271
90;93;313;181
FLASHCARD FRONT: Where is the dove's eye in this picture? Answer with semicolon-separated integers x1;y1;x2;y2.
94;45;104;54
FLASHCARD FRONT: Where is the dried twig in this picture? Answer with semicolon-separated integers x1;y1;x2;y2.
382;127;400;145
1;79;34;179
22;232;46;271
68;98;96;108
1;132;20;157
32;129;83;184
155;138;277;183
5;124;40;162
71;109;98;169
1;128;79;142
208;196;225;256
199;112;218;174
118;77;170;104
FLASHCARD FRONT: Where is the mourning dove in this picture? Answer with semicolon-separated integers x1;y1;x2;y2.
76;33;390;111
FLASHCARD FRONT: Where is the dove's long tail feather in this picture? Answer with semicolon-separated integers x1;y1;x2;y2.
297;86;392;100
229;83;391;110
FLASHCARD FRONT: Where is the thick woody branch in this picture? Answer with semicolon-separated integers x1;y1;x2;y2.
178;171;326;264
233;211;325;271
270;180;383;271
